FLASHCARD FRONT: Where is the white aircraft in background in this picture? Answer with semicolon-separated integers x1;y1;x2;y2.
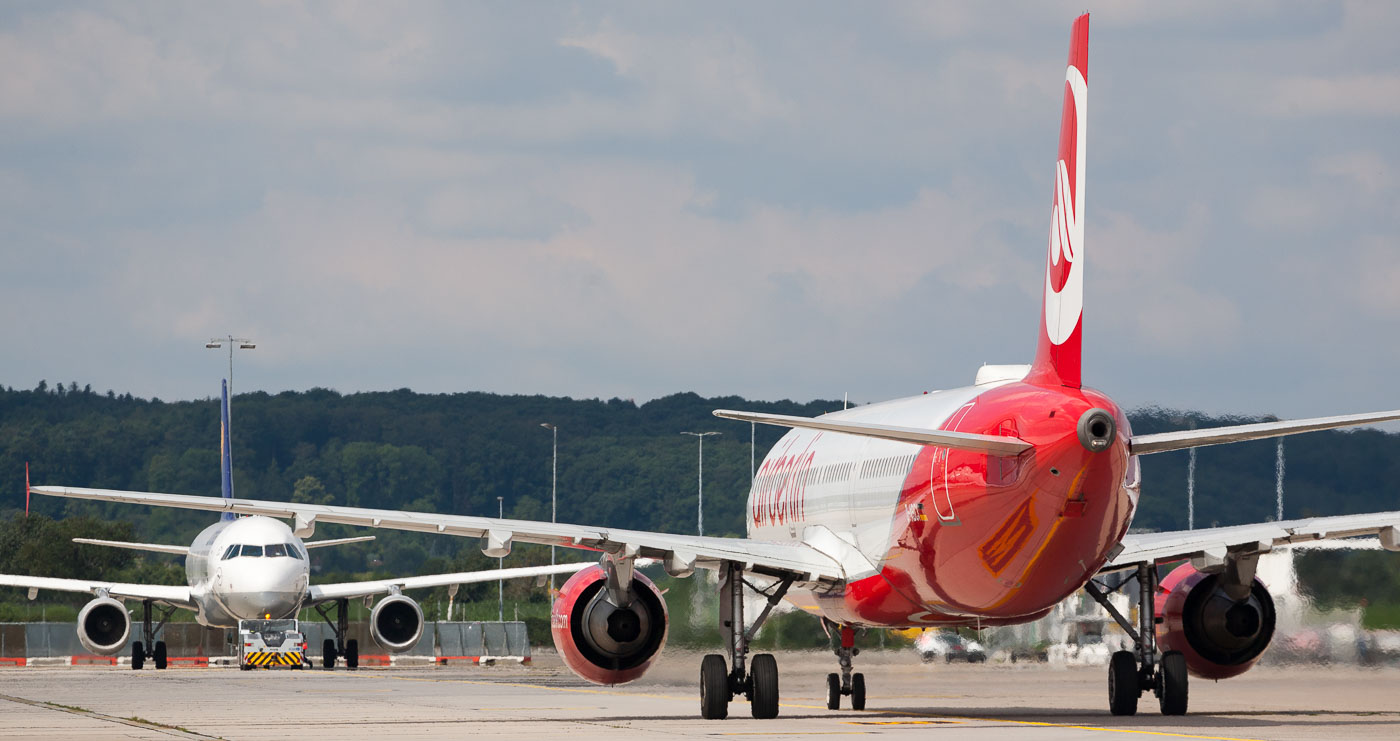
2;382;587;669
27;13;1400;721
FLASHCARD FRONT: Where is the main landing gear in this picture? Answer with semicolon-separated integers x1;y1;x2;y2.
314;598;359;670
823;620;866;711
699;562;793;720
131;599;174;671
1085;564;1188;716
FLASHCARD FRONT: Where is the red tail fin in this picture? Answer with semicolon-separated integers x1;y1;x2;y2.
1028;13;1088;389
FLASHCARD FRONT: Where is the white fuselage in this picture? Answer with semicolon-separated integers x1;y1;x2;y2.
184;516;311;627
745;383;998;558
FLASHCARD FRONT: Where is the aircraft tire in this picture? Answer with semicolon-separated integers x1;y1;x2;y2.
1108;650;1138;716
1158;651;1188;716
154;641;167;670
345;639;359;670
132;641;144;671
322;639;337;669
826;673;841;710
749;654;779;719
700;654;729;720
850;673;866;711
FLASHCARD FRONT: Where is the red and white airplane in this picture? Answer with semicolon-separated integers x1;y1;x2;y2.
33;13;1400;719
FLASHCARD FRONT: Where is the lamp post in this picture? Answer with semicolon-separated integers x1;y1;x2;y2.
497;495;504;622
540;423;558;591
681;431;721;536
204;336;256;406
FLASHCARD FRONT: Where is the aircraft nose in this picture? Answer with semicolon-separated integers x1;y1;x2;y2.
223;559;307;619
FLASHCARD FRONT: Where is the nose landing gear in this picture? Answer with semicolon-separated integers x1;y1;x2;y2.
824;621;866;710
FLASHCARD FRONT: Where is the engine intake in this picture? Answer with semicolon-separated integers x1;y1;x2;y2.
370;594;424;653
1155;562;1276;680
550;564;668;685
77;597;130;656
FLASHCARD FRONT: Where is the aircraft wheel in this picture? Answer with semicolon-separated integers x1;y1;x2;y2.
850;673;866;711
749;654;779;719
322;639;337;669
1108;650;1139;716
154;641;167;670
826;673;841;710
132;641;144;671
1157;651;1188;716
700;654;729;719
345;639;359;670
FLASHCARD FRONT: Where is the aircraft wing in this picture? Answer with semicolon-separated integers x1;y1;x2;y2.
33;487;851;586
308;561;596;602
0;573;194;606
1103;511;1400;573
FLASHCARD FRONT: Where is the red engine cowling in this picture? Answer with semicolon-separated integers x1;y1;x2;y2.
1154;562;1276;680
550;564;668;685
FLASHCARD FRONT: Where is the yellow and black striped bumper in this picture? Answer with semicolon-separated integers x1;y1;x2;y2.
243;651;304;667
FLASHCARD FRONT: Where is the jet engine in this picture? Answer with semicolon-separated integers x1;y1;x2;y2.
550;564;668;685
369;594;424;653
1154;562;1276;679
77;596;130;655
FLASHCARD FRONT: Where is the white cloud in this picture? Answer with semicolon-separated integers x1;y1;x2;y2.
1;2;1399;418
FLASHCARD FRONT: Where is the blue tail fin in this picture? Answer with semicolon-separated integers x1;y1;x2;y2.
220;380;236;521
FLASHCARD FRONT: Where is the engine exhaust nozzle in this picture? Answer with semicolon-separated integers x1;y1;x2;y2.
1077;408;1116;453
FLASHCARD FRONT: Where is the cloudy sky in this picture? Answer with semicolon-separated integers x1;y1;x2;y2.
3;2;1398;418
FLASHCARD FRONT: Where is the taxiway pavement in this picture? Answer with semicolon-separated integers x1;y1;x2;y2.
1;651;1396;740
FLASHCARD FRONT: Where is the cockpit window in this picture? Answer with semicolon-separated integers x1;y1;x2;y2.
221;544;239;560
265;543;288;558
284;544;304;560
240;544;264;558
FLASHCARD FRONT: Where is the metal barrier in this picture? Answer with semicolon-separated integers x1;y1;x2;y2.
437;621;530;660
1;621;528;661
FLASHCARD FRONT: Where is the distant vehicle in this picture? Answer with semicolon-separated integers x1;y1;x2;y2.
238;618;307;670
915;631;987;663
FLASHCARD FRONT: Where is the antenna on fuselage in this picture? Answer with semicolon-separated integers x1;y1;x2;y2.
843;392;848;411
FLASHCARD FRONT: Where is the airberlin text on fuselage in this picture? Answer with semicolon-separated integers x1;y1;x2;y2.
750;434;820;527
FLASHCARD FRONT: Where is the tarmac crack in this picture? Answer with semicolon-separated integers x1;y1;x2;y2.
0;693;221;740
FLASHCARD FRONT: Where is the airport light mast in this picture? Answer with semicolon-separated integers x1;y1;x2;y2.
540;423;558;591
681;431;721;536
497;496;505;622
205;335;256;414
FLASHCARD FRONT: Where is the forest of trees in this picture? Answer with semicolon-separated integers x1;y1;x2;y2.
2;381;1399;628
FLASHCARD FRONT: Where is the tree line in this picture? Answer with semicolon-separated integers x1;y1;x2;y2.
1;382;1398;624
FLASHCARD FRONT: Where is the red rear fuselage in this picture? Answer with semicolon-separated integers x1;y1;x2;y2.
746;374;1137;628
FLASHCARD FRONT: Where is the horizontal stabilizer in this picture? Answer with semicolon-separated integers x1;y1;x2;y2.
1129;409;1400;455
713;410;1032;456
303;535;376;549
72;538;189;555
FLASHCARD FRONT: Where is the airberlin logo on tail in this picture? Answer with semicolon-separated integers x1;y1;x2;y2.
1045;64;1086;346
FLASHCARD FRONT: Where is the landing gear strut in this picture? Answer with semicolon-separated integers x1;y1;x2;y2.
824;620;865;711
1085;564;1188;716
131;599;174;670
314;598;359;670
699;562;791;720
